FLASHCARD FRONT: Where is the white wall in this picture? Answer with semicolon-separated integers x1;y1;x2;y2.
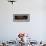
0;0;46;41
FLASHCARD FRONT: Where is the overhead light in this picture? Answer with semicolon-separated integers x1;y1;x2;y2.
8;0;16;4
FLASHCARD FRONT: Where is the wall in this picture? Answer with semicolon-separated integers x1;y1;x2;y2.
0;0;46;41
